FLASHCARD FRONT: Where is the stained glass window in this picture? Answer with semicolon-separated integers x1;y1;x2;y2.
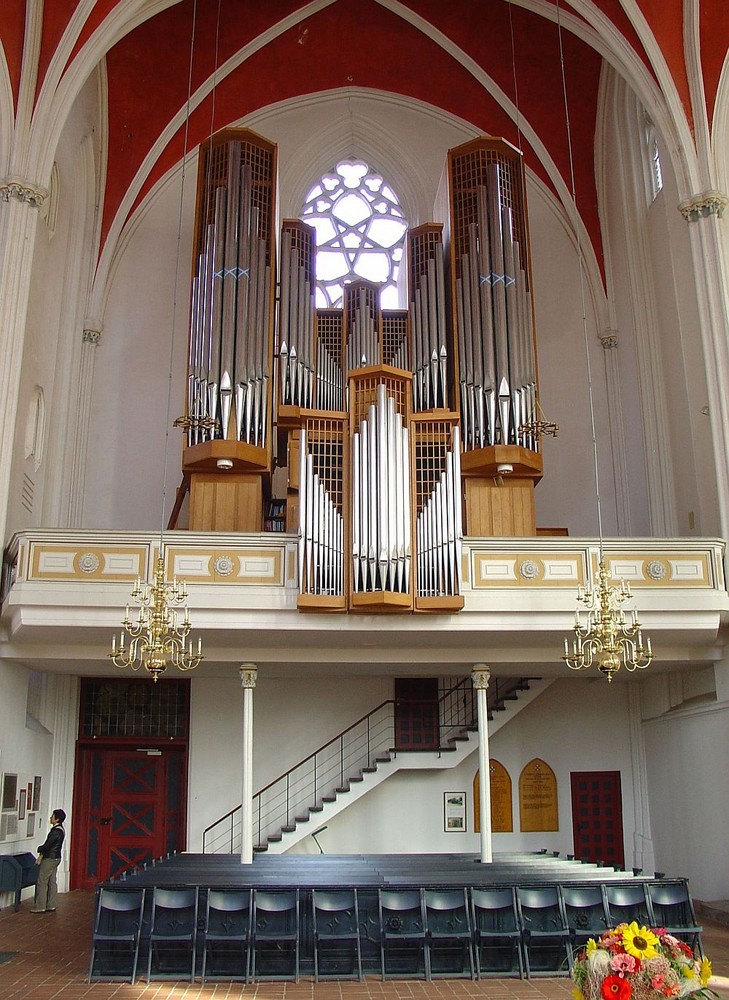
301;160;408;308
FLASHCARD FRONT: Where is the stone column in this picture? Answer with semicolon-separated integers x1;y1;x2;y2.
67;326;102;526
472;664;492;863
240;663;258;864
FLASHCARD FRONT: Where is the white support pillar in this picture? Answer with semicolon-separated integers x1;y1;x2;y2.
240;663;258;864
472;664;492;863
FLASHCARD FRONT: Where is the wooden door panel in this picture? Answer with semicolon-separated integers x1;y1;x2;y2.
394;678;439;749
570;770;625;869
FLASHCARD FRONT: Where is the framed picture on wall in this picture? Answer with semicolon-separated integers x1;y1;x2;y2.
18;788;26;821
444;791;466;832
32;776;41;813
1;773;17;811
27;813;36;837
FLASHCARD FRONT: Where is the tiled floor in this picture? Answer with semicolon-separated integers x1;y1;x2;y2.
1;892;729;1000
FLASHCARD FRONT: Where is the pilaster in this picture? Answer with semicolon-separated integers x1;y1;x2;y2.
0;180;46;542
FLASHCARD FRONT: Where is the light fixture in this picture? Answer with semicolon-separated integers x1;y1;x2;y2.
110;556;203;682
553;0;654;680
110;1;205;682
563;559;653;682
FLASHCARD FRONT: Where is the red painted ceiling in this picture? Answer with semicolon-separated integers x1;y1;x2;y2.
1;1;727;275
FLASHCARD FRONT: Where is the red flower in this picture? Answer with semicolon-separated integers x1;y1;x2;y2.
601;975;633;1000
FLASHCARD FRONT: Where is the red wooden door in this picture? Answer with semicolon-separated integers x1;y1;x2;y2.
570;770;625;869
73;745;186;889
394;678;439;749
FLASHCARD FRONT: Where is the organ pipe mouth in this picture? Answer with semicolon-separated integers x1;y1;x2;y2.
217;458;234;471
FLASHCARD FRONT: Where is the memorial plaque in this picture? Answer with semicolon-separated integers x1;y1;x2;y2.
519;757;558;831
490;760;513;832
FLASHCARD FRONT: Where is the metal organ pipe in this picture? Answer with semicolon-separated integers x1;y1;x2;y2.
187;141;273;448
350;385;411;595
297;427;344;597
415;426;462;599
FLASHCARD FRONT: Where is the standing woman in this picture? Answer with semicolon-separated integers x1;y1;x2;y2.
31;809;66;912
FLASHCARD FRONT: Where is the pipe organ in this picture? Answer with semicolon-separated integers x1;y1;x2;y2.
182;130;542;611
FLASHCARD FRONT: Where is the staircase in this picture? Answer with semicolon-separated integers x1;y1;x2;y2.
202;676;552;854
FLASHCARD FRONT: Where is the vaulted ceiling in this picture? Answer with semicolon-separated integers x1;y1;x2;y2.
1;2;727;287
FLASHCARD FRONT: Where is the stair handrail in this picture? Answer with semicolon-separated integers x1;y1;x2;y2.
203;698;396;853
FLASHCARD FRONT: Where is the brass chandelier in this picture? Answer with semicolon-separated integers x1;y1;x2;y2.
563;559;654;682
110;555;203;682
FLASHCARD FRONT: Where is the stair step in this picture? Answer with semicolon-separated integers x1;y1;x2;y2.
375;756;391;763
350;775;364;783
295;815;310;823
362;766;377;773
322;796;336;803
282;825;296;833
268;834;282;843
335;786;350;794
253;845;268;853
310;805;324;812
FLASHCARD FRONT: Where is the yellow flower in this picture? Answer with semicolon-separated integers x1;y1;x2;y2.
700;957;713;987
586;939;598;955
622;922;660;959
572;988;585;1000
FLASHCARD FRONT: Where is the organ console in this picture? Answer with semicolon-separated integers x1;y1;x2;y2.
180;129;542;612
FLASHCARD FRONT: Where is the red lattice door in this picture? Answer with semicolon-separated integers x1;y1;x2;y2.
73;747;186;889
570;770;625;869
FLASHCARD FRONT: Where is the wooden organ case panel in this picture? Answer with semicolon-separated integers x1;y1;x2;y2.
446;137;542;537
182;128;277;531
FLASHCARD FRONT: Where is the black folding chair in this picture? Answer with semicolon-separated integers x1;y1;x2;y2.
312;888;363;981
647;881;704;956
201;888;252;983
424;887;474;979
561;884;610;947
604;882;654;928
516;886;572;977
470;886;524;978
88;887;145;984
251;888;300;981
379;888;429;980
146;887;198;982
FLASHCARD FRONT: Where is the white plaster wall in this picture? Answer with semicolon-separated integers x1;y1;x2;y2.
642;700;729;902
188;670;393;850
529;190;619;536
0;661;55;909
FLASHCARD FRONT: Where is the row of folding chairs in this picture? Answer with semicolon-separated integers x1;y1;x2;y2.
88;879;703;984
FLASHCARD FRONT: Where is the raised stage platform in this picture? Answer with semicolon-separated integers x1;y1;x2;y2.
89;853;700;985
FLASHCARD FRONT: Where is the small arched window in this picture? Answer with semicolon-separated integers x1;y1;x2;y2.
24;385;45;469
301;159;408;308
643;117;663;202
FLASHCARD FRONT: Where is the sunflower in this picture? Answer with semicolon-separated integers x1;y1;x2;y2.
622;922;660;960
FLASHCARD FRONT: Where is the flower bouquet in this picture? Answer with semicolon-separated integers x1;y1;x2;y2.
572;923;717;1000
